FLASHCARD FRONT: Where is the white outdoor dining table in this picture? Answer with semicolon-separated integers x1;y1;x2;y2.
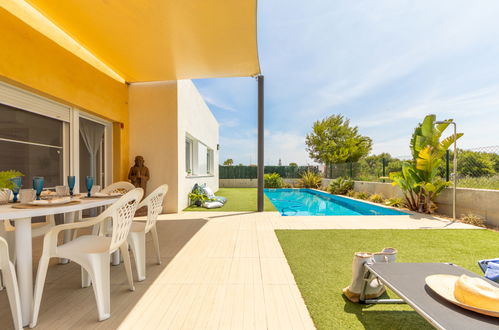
0;197;119;327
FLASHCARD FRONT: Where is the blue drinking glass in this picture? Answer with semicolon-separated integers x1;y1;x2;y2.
67;176;76;196
85;176;93;197
10;177;22;203
32;177;44;200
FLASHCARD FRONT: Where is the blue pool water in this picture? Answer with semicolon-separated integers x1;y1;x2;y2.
264;189;408;216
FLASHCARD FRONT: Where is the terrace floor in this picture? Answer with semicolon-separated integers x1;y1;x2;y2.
0;212;478;329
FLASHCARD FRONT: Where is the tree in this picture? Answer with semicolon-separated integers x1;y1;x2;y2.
289;162;298;167
223;158;234;166
357;153;402;180
305;115;372;164
457;150;496;177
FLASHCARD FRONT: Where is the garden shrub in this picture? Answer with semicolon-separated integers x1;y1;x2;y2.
264;172;284;188
355;191;370;200
299;170;322;188
328;177;353;195
369;193;384;203
385;197;406;208
461;213;485;227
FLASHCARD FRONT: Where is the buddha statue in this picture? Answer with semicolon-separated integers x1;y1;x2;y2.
128;156;150;191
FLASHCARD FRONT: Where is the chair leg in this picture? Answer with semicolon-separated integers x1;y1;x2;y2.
6;231;16;264
87;255;111;321
30;255;50;328
119;243;136;290
4;262;23;330
128;233;146;281
150;225;161;265
46;214;56;226
81;267;91;288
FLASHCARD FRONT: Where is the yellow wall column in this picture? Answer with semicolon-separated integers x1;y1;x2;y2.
128;82;179;212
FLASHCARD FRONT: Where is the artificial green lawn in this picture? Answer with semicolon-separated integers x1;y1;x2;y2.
275;229;499;330
183;188;277;212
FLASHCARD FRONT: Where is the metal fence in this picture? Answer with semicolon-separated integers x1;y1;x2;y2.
325;146;499;190
456;146;499;190
219;165;319;179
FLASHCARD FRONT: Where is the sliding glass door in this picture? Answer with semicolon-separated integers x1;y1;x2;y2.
0;82;112;194
79;117;105;192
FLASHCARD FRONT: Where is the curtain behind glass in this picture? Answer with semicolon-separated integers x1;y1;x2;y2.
79;118;104;180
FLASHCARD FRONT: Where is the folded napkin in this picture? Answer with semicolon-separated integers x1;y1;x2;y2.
30;199;49;205
40;191;57;197
93;192;121;197
30;197;71;205
454;274;499;311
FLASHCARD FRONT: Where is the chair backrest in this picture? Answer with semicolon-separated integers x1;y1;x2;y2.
108;188;144;252
101;181;135;195
138;184;168;233
0;236;11;270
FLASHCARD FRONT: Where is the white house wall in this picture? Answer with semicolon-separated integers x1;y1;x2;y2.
177;80;220;211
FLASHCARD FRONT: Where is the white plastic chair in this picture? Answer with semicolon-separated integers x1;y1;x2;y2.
101;181;135;195
128;184;168;281
30;188;144;327
0;236;22;330
73;181;135;234
0;216;56;262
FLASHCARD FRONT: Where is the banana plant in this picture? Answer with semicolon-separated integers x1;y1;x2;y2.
391;114;462;213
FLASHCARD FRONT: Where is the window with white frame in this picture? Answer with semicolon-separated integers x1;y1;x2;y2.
0;104;64;187
185;135;214;176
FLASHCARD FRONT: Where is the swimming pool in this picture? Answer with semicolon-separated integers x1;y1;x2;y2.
264;188;408;216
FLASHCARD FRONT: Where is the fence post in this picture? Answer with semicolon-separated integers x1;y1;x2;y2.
349;162;353;178
446;150;450;181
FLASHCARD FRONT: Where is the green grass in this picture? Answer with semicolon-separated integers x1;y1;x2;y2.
183;188;277;212
457;176;499;190
275;229;499;330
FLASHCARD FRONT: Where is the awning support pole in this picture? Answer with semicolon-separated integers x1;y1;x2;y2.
257;75;264;212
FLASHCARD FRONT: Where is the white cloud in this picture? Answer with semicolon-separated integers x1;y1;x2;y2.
202;95;238;113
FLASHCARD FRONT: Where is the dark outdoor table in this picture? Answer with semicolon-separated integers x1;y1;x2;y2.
364;263;499;330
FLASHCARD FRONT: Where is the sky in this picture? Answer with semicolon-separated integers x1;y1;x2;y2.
193;0;499;165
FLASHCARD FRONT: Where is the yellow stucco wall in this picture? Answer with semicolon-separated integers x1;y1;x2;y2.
0;9;129;179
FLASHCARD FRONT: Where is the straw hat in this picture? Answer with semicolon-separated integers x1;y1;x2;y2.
425;274;499;317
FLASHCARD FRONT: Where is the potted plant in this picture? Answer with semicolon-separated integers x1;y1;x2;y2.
0;170;23;204
188;191;208;207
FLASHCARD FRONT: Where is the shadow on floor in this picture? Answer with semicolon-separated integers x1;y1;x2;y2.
0;219;208;330
342;294;433;329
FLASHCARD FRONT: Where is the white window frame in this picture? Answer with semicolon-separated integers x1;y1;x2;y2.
185;133;214;178
0;82;113;191
185;137;194;175
207;148;214;174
